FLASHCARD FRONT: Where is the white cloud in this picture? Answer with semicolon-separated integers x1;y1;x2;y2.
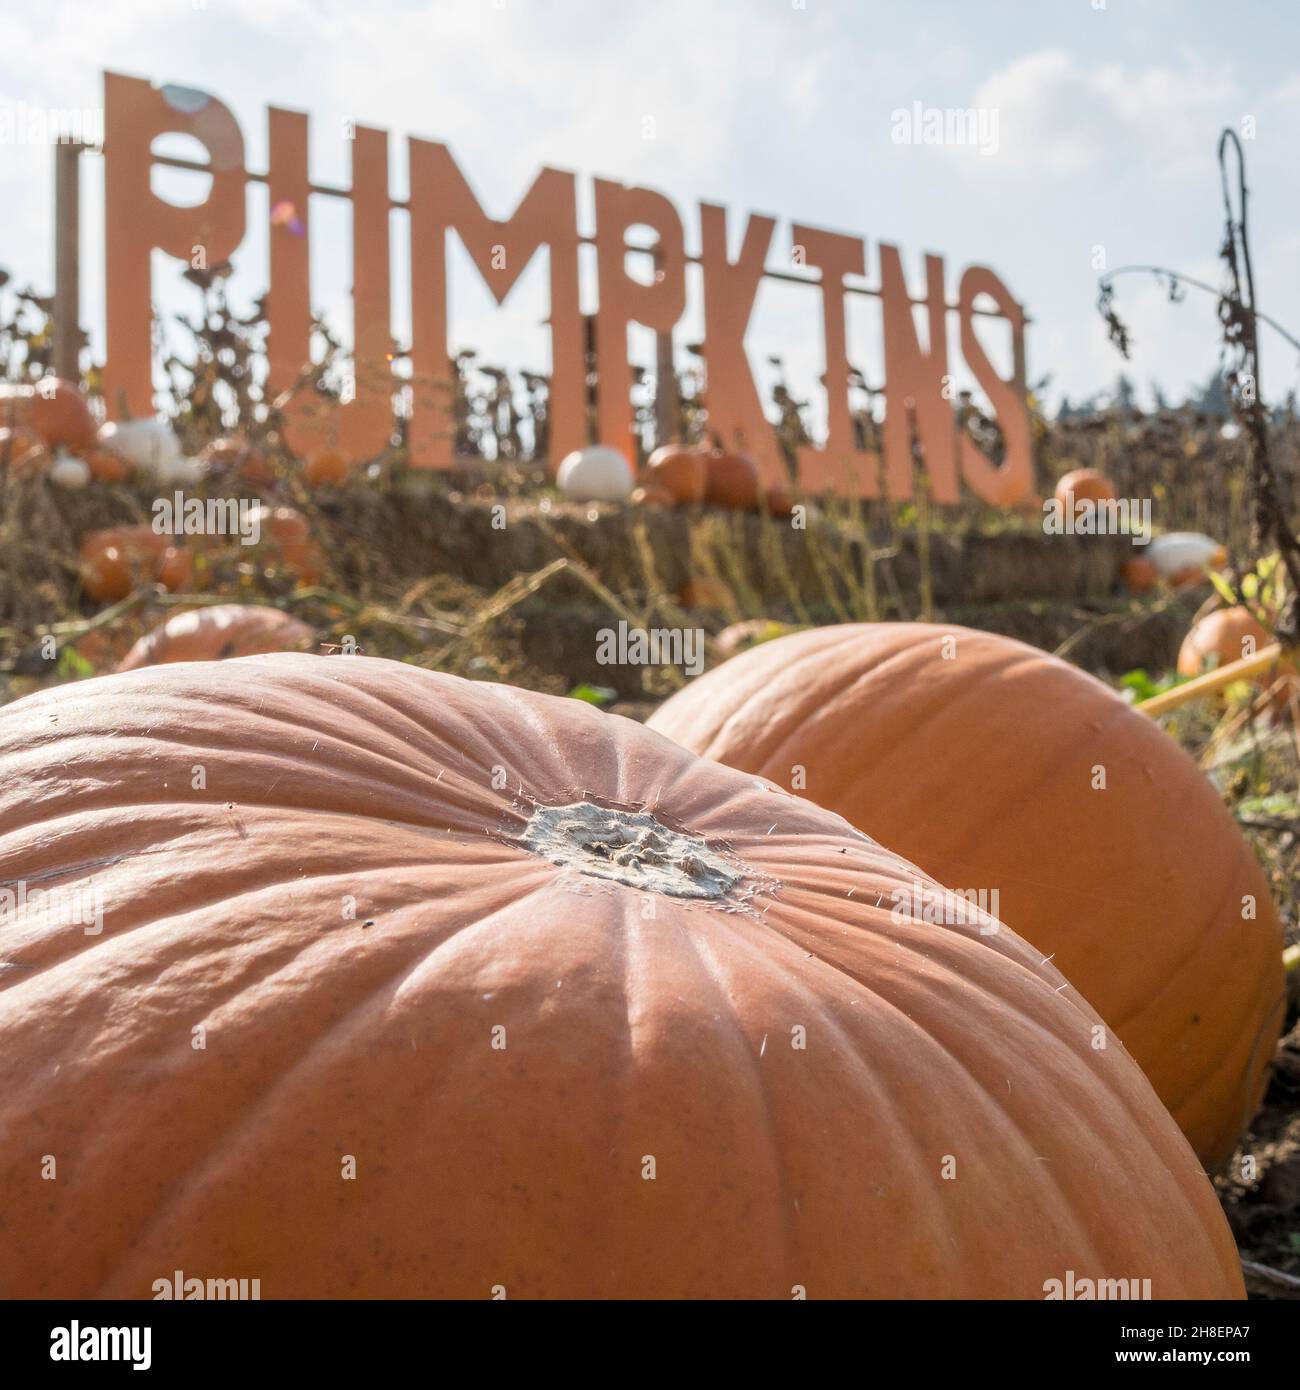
969;48;1239;176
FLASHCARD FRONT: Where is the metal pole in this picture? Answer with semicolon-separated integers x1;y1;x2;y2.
653;247;678;448
53;141;83;382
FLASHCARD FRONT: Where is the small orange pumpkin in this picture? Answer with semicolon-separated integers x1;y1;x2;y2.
79;527;182;603
1177;607;1297;715
1120;556;1158;594
1169;562;1224;590
0;378;97;452
117;605;316;671
701;446;761;511
200;436;272;484
156;546;194;593
80;526;170;565
79;546;134;603
250;504;311;549
0;425;51;476
678;575;735;610
85;448;130;484
643;445;707;505
304;450;349;486
1054;468;1117;510
275;539;324;587
630;482;677;509
760;483;795;518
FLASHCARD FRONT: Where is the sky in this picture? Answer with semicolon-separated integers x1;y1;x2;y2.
2;0;1299;426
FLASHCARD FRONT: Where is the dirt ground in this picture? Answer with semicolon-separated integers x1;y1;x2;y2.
1220;1020;1300;1294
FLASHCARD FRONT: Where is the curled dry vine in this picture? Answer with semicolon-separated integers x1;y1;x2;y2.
1097;128;1300;646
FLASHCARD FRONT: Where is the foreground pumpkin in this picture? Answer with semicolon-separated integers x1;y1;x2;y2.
648;623;1285;1170
116;604;315;671
0;656;1240;1298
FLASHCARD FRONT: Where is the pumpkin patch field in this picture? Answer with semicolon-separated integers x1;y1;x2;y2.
4;6;1300;1343
2;377;1298;1310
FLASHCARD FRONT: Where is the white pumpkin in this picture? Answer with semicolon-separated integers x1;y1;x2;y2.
47;451;91;488
556;445;634;503
97;418;183;475
1147;532;1227;583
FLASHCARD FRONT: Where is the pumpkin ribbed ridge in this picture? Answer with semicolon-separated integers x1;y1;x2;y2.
648;622;1285;1171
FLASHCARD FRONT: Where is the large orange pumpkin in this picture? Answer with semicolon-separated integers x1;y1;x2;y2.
117;604;315;671
0;655;1241;1298
648;622;1285;1170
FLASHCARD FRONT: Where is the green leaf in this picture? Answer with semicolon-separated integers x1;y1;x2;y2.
568;683;618;707
1237;792;1300;818
1209;571;1238;606
1119;668;1160;701
1118;667;1188;703
56;646;94;680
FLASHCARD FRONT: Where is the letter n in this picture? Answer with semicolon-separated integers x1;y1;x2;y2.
880;246;958;503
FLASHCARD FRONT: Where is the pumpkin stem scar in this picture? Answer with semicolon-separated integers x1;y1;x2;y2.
519;801;743;900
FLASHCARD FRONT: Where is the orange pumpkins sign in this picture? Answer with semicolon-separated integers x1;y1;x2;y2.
100;71;1033;505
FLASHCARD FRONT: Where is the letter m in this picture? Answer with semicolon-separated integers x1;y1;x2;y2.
408;143;584;470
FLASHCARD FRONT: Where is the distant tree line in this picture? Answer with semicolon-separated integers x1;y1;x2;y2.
1056;370;1299;422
